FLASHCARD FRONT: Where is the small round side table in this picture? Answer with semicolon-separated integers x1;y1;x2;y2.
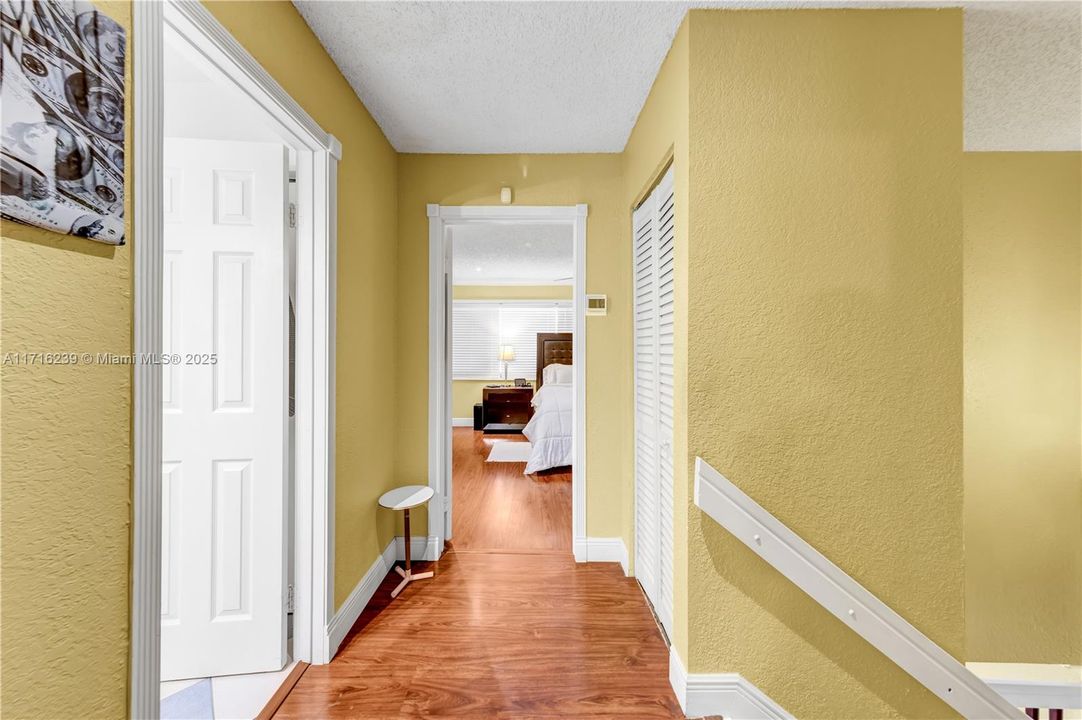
378;485;435;599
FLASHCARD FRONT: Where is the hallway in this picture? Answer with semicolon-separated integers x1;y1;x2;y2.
274;551;682;718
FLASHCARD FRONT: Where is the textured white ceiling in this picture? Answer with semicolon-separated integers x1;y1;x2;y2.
964;2;1081;151
293;1;682;153
451;224;573;285
293;1;1081;153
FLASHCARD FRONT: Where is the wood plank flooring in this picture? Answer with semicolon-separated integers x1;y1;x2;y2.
274;551;683;719
449;428;571;553
272;428;685;718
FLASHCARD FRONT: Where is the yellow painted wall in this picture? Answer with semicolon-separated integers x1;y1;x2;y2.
620;19;691;660
963;151;1082;664
450;285;571;417
396;155;627;538
2;3;399;716
1;2;132;715
205;2;400;612
683;10;964;718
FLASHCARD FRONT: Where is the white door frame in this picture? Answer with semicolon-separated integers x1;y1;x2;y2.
132;2;340;717
426;205;588;560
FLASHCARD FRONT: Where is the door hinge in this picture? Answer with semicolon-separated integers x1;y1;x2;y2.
286;584;295;613
288;203;297;228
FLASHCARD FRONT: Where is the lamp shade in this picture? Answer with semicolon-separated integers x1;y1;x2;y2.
498;345;516;362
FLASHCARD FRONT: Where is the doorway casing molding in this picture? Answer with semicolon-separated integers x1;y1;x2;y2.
426;205;588;560
132;2;340;717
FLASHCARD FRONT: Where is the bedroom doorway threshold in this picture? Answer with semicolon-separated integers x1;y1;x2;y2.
447;428;572;554
426;205;588;560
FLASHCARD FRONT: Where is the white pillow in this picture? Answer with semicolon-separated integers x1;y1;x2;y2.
543;363;573;385
555;364;573;385
542;363;562;385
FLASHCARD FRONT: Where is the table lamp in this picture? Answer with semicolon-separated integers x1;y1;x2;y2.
499;345;515;380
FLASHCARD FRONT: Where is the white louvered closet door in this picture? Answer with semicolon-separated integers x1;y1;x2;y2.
654;168;676;638
633;190;660;608
633;166;675;640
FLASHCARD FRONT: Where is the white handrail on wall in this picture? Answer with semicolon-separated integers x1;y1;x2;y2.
693;457;1027;720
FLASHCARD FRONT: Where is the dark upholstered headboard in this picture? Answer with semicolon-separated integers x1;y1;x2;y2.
535;332;573;389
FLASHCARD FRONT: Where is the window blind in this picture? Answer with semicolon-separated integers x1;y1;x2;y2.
452;301;573;380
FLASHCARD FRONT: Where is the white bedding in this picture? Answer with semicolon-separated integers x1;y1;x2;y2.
522;382;573;474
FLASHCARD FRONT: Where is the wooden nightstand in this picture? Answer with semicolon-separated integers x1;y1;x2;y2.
482;386;534;433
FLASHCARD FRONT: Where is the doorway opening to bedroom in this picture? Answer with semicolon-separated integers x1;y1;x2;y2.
449;223;574;553
427;205;588;560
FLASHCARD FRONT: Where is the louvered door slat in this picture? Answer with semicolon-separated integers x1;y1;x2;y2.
654;167;676;637
632;188;660;606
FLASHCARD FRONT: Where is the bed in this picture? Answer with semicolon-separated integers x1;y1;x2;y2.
522;333;573;474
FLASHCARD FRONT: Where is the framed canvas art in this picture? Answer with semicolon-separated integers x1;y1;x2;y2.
1;0;126;244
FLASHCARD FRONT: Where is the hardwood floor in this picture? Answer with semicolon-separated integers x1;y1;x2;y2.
274;551;683;719
272;429;686;719
449;428;571;553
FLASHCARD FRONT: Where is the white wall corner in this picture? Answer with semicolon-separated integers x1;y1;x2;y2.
669;645;689;715
583;537;629;576
573;538;588;564
669;646;793;720
395;535;440;562
381;536;397;568
326;539;395;660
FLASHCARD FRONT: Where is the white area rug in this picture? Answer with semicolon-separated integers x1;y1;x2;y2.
486;442;533;463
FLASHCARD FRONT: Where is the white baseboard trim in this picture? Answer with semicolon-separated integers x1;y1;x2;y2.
573;538;587;563
395;534;440;561
578;537;629;576
325;535;440;660
669;646;793;720
452;417;473;427
326;538;396;660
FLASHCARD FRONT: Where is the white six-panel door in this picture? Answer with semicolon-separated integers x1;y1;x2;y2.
162;138;289;680
633;166;675;639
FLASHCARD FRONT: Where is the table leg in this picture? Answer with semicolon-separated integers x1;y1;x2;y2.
388;503;433;599
403;507;412;575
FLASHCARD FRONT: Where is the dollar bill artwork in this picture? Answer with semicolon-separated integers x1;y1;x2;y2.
1;0;126;245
